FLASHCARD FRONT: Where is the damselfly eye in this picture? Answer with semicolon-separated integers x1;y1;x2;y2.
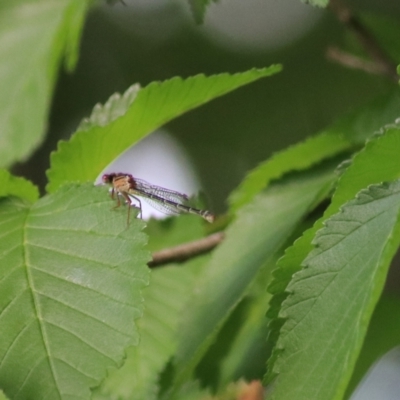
102;174;111;183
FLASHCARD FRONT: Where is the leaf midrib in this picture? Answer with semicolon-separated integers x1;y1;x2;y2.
22;208;62;399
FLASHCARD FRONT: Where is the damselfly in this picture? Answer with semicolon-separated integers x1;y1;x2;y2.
102;173;215;224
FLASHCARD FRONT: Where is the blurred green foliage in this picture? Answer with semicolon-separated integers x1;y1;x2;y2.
21;1;397;210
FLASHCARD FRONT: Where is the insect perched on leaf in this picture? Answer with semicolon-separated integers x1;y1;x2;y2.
102;173;215;225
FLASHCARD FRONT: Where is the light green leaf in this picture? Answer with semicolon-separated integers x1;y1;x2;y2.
0;390;9;400
216;222;314;387
270;180;400;400
196;253;290;389
58;0;88;72
229;132;351;213
46;66;282;193
0;169;38;203
171;164;337;392
0;184;150;400
0;0;89;167
301;0;328;7
229;88;400;214
329;125;400;211
266;123;400;382
93;261;204;400
338;90;400;145
77;84;141;132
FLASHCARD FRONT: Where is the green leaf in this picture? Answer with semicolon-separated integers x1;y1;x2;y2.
46;66;282;193
145;211;208;252
187;0;217;23
339;90;400;145
0;0;89;168
269;180;400;400
301;0;328;6
171;164;337;393
229;132;352;214
0;169;39;203
266;123;400;382
0;184;150;400
229;88;400;214
216;283;272;386
329;125;400;212
77;84;141;132
216;221;313;387
58;0;89;72
0;390;9;400
89;216;207;400
93;261;204;400
169;380;211;400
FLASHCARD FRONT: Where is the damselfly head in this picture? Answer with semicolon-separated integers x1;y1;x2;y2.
102;173;116;184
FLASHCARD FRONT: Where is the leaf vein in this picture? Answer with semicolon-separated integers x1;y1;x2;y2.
44;319;117;363
38;291;134;337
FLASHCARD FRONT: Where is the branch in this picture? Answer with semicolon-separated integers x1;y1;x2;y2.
328;0;398;82
326;46;392;76
148;231;225;268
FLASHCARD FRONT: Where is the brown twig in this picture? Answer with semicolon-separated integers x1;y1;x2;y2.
326;46;391;76
328;0;398;82
148;231;225;268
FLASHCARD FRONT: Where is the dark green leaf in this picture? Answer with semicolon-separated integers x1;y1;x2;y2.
266;123;400;384
187;0;217;23
216;277;273;386
269;180;400;400
358;14;400;65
